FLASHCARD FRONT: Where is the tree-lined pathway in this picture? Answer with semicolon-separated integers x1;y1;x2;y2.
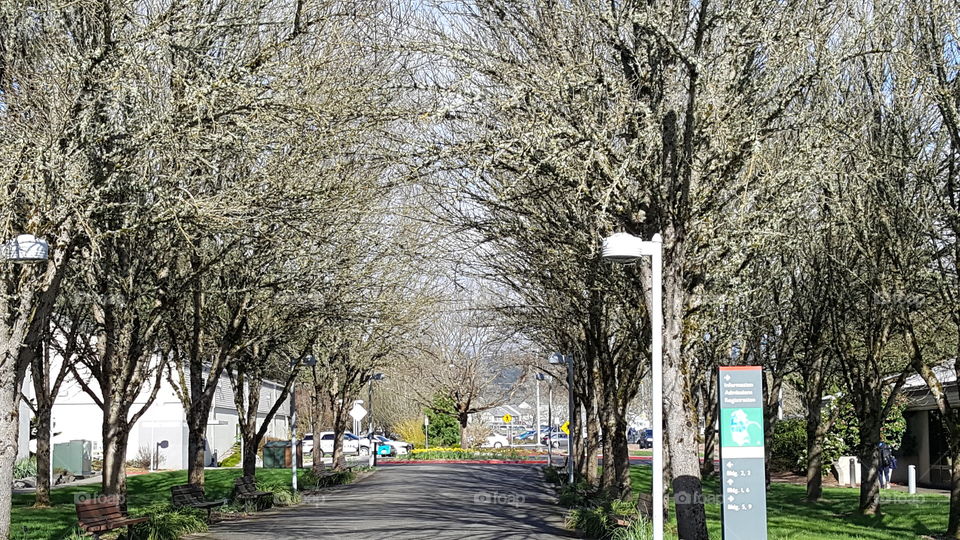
190;464;572;539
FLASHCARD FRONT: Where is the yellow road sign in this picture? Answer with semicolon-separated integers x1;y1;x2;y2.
560;421;570;435
502;414;513;423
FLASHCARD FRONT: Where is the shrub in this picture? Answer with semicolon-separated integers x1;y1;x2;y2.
463;423;493;447
13;457;36;480
565;506;610;539
425;395;461;447
255;479;301;506
129;503;207;540
393;418;427;449
219;442;241;467
558;481;600;508
543;466;563;485
610;515;652;540
303;468;357;489
127;446;160;470
769;418;806;473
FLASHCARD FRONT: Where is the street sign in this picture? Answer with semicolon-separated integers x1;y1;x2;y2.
719;366;767;540
560;421;570;435
502;414;513;424
349;403;368;422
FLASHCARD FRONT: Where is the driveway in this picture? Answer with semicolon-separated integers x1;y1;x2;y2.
190;464;574;539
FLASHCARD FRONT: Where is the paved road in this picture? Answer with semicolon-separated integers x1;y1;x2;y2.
191;464;574;540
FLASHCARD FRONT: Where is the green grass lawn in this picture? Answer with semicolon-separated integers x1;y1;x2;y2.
11;468;308;540
629;466;950;539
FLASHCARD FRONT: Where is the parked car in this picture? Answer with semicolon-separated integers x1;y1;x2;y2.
541;431;569;448
635;429;653;449
302;434;314;454
372;435;413;456
312;432;371;456
516;430;538;441
481;434;510;448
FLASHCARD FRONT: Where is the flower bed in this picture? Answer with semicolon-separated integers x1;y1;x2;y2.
406;447;541;461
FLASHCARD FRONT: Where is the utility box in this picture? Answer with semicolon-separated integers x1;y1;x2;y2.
53;440;93;476
262;441;303;469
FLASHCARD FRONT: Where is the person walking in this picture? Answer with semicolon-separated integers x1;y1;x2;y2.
879;441;897;488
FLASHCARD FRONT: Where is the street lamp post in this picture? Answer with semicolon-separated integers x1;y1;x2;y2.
535;373;545;448
546;382;553;467
368;373;384;465
549;353;575;485
601;232;664;540
3;234;49;492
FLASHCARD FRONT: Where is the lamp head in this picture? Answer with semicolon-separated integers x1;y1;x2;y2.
601;232;643;264
3;234;49;264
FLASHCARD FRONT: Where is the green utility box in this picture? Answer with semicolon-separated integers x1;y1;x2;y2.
262;441;303;469
53;440;93;476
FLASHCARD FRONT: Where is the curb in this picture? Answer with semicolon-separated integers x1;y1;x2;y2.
379;459;550;465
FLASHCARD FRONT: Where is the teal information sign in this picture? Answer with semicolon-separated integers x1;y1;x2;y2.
719;366;767;540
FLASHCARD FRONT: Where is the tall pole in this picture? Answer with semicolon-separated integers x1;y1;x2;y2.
651;236;664;540
547;385;553;466
535;377;542;448
368;380;376;466
290;385;298;491
567;356;575;485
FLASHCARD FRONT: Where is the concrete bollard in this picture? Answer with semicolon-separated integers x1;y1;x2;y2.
908;465;916;494
849;457;857;487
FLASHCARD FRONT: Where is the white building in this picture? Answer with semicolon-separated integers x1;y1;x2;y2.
23;361;291;471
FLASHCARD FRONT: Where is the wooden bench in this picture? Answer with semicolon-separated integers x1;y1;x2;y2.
171;483;228;522
75;495;149;540
231;475;273;511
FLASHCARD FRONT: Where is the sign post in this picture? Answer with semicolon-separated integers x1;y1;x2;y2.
424;415;430;449
719;366;767;540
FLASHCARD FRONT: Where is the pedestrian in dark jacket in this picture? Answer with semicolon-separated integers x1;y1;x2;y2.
879;442;897;488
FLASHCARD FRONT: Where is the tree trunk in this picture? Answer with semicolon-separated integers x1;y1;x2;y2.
610;412;631;500
599;397;614;492
242;433;258;477
857;410;883;514
34;408;52;507
948;443;960;538
571;384;582;482
583;391;600;486
311;387;325;474
805;395;825;501
662;233;709;540
701;380;718;477
332;404;347;470
101;410;130;497
186;404;208;486
459;413;469;449
0;366;22;537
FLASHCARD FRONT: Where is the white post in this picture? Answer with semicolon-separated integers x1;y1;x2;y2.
908;465;916;494
536;378;542;448
651;235;664;540
290;386;297;492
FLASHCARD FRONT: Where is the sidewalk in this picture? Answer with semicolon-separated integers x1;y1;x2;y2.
12;473;104;495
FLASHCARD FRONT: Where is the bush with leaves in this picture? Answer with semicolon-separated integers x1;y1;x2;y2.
128;503;207;540
13;457;36;480
426;395;461;447
303;468;358;489
393;418;427;449
769;418;806;473
254;479;301;506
